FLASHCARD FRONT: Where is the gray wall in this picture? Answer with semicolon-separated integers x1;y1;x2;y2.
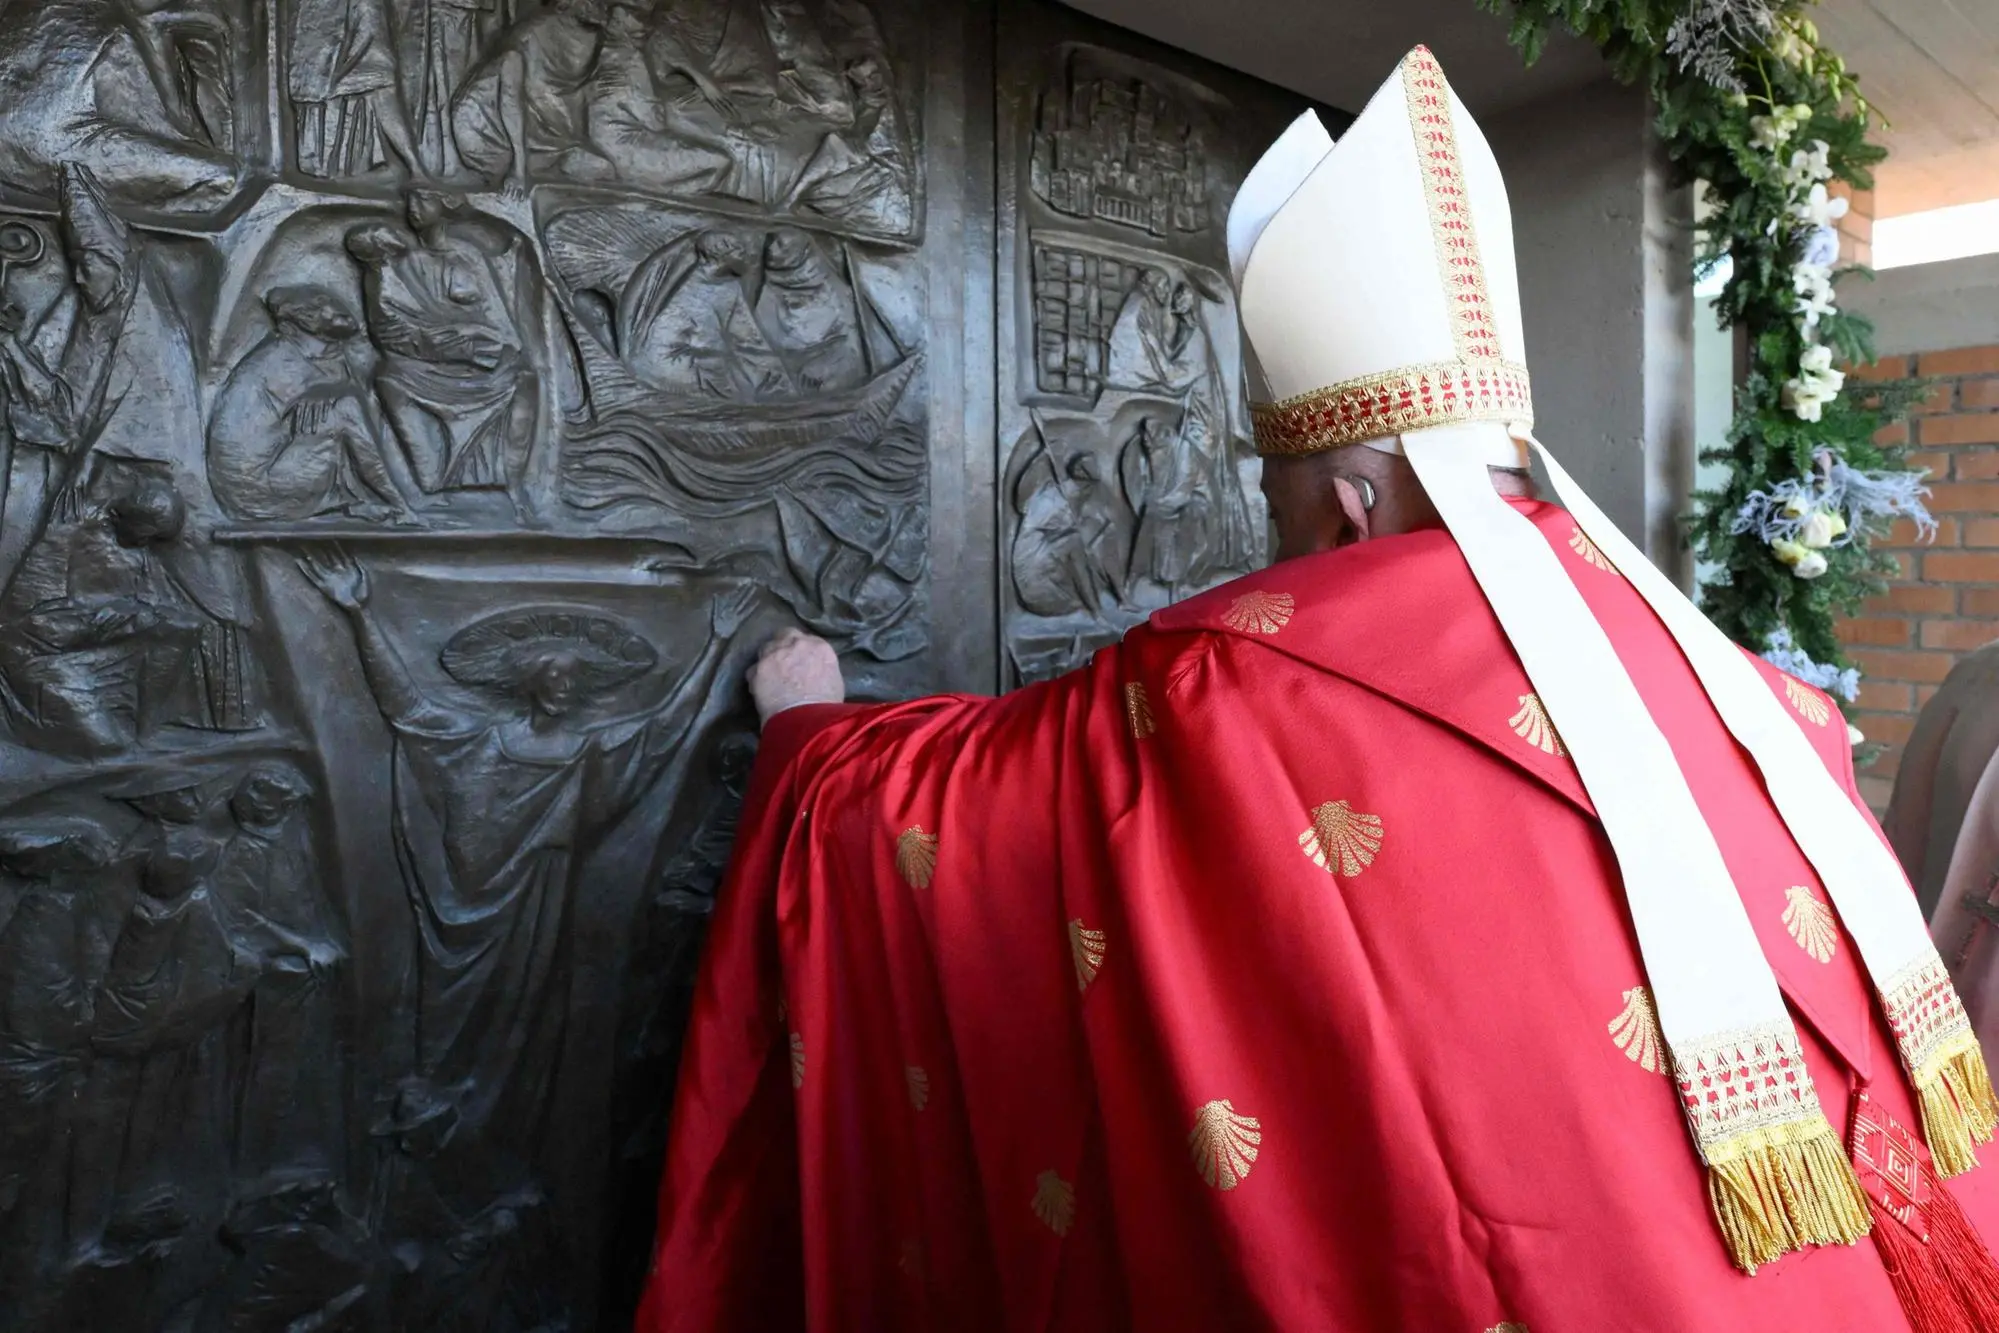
1487;77;1697;582
1841;253;1999;357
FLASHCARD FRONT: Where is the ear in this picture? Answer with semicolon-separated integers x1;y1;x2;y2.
1330;475;1373;545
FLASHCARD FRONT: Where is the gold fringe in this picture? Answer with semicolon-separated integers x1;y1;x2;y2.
1917;1035;1999;1178
1706;1117;1872;1274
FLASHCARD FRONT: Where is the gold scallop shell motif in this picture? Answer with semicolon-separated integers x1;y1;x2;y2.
789;1031;806;1089
1785;677;1831;727
1189;1099;1262;1191
1783;885;1838;963
905;1064;930;1111
1032;1170;1076;1237
895;826;939;888
1607;986;1666;1075
1508;693;1567;756
1221;590;1295;635
1569;526;1615;573
1069;918;1106;992
1297;800;1385;878
1123;681;1156;739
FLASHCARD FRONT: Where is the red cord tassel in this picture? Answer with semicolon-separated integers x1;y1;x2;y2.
1853;1091;1999;1333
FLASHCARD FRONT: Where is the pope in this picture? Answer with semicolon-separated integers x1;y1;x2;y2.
637;46;1999;1333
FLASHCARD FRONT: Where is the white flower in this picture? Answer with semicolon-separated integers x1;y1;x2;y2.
1793;267;1837;331
1781;493;1812;519
1847;723;1865;747
1790;181;1848;228
1793;550;1829;579
1771;536;1809;566
1784;348;1845;421
1798;509;1838;548
1750;115;1794;152
1802;225;1841;268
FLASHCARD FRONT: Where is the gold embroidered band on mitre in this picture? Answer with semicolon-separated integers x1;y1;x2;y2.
1883;957;1999;1176
1672;1024;1872;1272
1250;361;1533;456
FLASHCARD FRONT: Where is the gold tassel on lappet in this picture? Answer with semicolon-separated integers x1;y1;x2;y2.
1706;1116;1872;1274
1916;1034;1999;1178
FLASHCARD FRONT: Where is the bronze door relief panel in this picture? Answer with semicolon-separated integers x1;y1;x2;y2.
0;0;1318;1326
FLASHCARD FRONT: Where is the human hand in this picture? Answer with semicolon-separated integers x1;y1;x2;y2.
296;547;369;610
746;628;843;726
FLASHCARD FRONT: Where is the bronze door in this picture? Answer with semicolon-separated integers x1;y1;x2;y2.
0;0;1319;1325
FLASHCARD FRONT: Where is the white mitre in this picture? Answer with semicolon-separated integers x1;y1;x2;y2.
1226;46;1995;1277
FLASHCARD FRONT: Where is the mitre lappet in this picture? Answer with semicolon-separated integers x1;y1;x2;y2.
1228;46;1997;1273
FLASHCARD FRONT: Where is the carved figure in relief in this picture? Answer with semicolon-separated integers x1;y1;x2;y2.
298;549;755;1236
616;228;791;399
755;228;867;392
1011;438;1119;619
449;0;618;189
209;286;420;524
345;192;541;514
0;819;121;1298
216;764;347;1191
290;0;421;178
0;0;238;213
761;0;850;121
7;166;262;735
408;0;515;178
0;461;208;757
77;837;253;1284
790;53;913;236
581;3;735;191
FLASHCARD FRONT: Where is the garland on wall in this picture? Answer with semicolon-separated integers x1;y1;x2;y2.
1480;0;1935;720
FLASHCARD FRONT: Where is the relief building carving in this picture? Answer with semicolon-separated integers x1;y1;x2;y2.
0;0;1312;1325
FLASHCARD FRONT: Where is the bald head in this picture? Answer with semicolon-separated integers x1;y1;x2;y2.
1260;442;1536;562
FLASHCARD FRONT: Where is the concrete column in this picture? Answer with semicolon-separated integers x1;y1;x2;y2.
1487;78;1697;584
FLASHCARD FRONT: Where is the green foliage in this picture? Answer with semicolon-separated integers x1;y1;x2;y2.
1481;0;1920;680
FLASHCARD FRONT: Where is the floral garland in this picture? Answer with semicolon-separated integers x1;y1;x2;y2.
1482;0;1934;716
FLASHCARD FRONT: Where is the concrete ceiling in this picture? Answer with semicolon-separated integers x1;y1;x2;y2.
1057;0;1611;119
1818;0;1999;216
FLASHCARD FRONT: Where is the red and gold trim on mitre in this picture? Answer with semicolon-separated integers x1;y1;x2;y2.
1250;361;1533;456
1248;46;1534;458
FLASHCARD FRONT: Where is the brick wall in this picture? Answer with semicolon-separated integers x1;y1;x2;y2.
1837;343;1999;810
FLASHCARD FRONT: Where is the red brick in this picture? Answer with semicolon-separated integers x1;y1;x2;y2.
1918;685;1943;708
1955;449;1999;480
1919;414;1999;447
1965;588;1999;616
1925;551;1999;582
1875;421;1910;447
1921;346;1999;377
1849;355;1912;382
1886;516;1957;546
1835;616;1912;646
1962;379;1999;410
1920;619;1999;651
1864;585;1956;615
1850;648;1958;682
1965;518;1999;547
1887;552;1916;580
1923;482;1999;513
1907;451;1952;479
1913;382;1957;414
1854;679;1913;712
